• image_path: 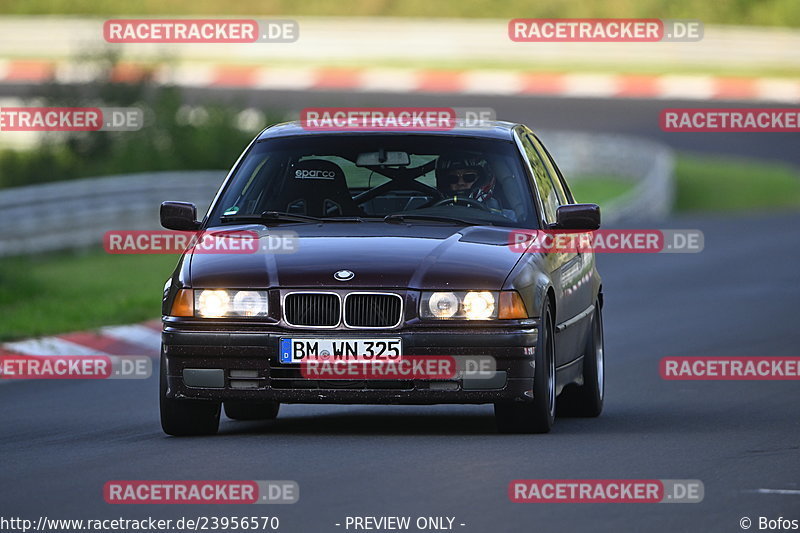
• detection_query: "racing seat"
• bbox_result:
[488,156,525,221]
[274,159,363,217]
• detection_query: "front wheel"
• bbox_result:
[558,301,604,417]
[159,355,221,436]
[494,301,556,434]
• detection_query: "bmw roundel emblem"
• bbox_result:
[334,269,354,281]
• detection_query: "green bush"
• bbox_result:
[2,0,799,27]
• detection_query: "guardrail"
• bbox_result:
[539,130,675,223]
[0,171,225,256]
[0,132,674,256]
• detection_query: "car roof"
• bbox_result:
[256,120,522,141]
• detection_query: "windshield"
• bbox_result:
[208,134,538,228]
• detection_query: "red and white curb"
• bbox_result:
[0,320,161,384]
[0,59,798,103]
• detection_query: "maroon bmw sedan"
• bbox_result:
[159,120,604,435]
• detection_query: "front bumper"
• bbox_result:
[162,320,538,405]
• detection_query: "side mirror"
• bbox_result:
[160,201,200,231]
[552,203,601,230]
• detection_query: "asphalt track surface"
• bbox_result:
[175,89,800,166]
[1,89,799,532]
[2,83,800,165]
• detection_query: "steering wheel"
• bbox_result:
[431,196,492,212]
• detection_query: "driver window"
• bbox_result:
[528,135,569,206]
[520,134,559,224]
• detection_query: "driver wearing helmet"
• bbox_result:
[435,152,502,212]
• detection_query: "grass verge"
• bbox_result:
[569,176,634,207]
[675,154,800,211]
[0,248,179,342]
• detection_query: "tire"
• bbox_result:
[557,301,604,417]
[224,400,280,421]
[494,301,556,434]
[159,355,221,436]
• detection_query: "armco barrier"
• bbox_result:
[539,130,675,223]
[0,132,674,257]
[0,171,224,256]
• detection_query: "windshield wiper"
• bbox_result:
[383,214,486,225]
[220,211,363,224]
[220,211,322,224]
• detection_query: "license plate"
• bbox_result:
[279,338,402,364]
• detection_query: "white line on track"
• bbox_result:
[99,324,162,354]
[749,489,800,495]
[3,337,111,357]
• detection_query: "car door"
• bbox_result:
[517,130,586,365]
[532,133,597,357]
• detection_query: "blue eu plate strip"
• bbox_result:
[280,338,292,363]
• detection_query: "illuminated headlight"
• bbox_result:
[421,291,498,320]
[463,291,496,320]
[420,291,527,320]
[194,289,268,318]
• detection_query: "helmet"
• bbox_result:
[435,152,495,201]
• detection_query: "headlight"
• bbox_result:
[427,292,459,318]
[420,290,527,320]
[193,289,268,318]
[463,291,496,320]
[421,291,498,320]
[232,290,269,317]
[196,290,230,317]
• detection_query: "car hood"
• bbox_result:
[188,223,526,290]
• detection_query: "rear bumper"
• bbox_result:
[162,323,538,405]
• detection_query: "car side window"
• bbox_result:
[519,132,559,224]
[531,134,575,203]
[528,134,570,209]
